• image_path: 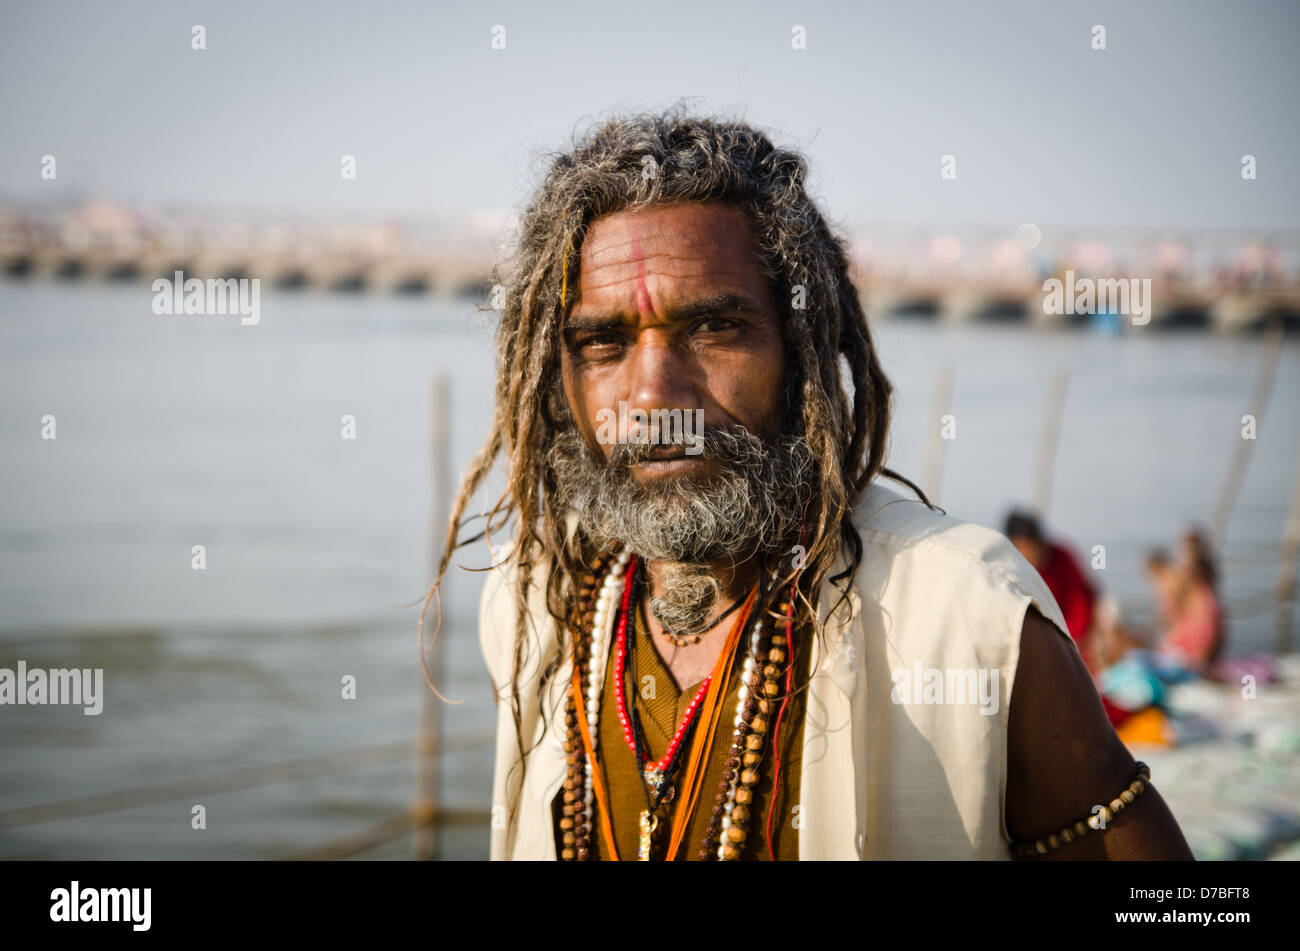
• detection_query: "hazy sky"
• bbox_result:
[1,0,1297,234]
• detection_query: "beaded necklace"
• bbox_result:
[559,549,629,861]
[615,560,708,810]
[561,549,794,861]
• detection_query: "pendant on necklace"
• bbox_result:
[637,810,659,861]
[643,767,676,804]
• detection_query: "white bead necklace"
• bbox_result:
[581,548,631,820]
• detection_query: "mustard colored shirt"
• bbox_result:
[573,598,809,861]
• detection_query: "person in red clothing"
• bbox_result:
[1004,510,1097,656]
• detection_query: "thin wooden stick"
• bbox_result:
[413,374,453,859]
[1212,322,1283,546]
[1276,443,1300,654]
[1033,367,1069,518]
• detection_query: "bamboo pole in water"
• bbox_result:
[413,374,452,859]
[1276,444,1300,655]
[921,365,954,504]
[1033,367,1069,518]
[1211,322,1283,547]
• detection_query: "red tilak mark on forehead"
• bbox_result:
[628,232,652,314]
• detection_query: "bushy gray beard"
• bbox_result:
[548,422,816,635]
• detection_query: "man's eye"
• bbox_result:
[580,333,623,351]
[696,317,737,334]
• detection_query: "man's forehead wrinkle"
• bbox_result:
[567,290,763,326]
[576,261,739,290]
[574,271,759,307]
[582,211,746,254]
[581,235,721,268]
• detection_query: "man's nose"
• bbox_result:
[624,335,698,434]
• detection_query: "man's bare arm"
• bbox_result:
[1005,605,1194,860]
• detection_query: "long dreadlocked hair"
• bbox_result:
[418,104,934,818]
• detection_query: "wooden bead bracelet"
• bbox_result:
[1010,761,1151,858]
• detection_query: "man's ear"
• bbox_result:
[544,373,575,429]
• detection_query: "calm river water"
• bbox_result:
[1,281,1297,859]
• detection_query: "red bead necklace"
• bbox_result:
[612,561,712,791]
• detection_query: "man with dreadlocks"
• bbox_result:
[429,107,1192,860]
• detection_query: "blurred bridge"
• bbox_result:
[0,238,493,297]
[867,279,1300,333]
[3,202,1300,332]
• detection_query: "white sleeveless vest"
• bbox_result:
[478,481,1073,860]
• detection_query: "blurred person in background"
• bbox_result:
[1095,528,1232,745]
[1004,510,1100,669]
[1101,529,1227,681]
[1164,528,1226,673]
[1092,550,1179,670]
[1146,550,1180,628]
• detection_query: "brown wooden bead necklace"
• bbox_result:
[560,549,795,861]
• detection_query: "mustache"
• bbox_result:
[603,424,768,468]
